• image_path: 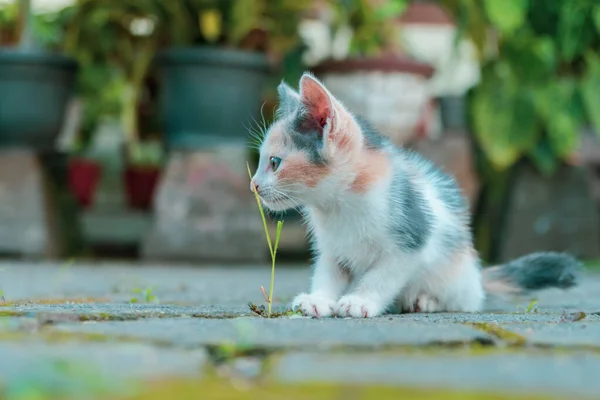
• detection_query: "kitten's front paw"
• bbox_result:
[291,293,336,318]
[336,295,383,318]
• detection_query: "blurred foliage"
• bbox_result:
[441,0,600,175]
[0,2,18,45]
[330,0,408,56]
[0,0,309,158]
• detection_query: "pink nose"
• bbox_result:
[250,180,259,193]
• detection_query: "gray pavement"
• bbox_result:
[0,261,599,399]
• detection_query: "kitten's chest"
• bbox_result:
[309,208,388,270]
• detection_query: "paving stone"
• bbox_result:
[0,262,309,306]
[502,321,600,347]
[1,262,598,313]
[3,303,251,320]
[274,351,600,398]
[0,340,207,398]
[50,317,491,349]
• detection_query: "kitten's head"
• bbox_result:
[250,72,390,212]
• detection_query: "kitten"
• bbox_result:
[250,72,581,318]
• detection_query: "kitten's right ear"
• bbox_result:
[277,81,300,116]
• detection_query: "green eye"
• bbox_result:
[270,156,282,171]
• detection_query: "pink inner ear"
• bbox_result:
[300,76,333,130]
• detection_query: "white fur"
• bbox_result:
[291,157,484,318]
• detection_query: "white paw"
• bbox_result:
[336,295,383,318]
[291,293,336,318]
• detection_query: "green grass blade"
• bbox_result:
[247,162,273,258]
[268,220,284,317]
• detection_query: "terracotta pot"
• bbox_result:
[124,165,161,210]
[68,158,102,208]
[311,54,435,145]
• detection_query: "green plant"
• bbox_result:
[60,0,310,158]
[441,0,600,175]
[247,162,283,318]
[329,0,408,57]
[130,286,159,304]
[517,299,539,313]
[64,0,174,149]
[128,140,165,167]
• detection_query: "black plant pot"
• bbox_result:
[0,50,77,150]
[438,95,467,131]
[155,46,271,149]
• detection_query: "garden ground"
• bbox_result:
[0,261,599,399]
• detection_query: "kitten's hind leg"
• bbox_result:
[398,248,484,313]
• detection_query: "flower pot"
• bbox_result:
[312,55,435,146]
[123,166,161,211]
[438,95,467,131]
[155,46,271,149]
[0,50,77,150]
[68,158,102,209]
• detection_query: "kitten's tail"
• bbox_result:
[482,252,582,296]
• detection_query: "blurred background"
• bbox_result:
[0,0,599,266]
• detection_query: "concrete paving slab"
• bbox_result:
[275,351,600,398]
[50,317,492,349]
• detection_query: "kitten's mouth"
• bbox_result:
[259,194,295,212]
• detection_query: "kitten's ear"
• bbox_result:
[277,81,300,115]
[298,73,335,134]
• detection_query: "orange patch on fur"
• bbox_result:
[279,153,330,187]
[350,150,391,192]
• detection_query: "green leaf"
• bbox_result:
[581,53,600,136]
[375,0,407,19]
[502,34,555,83]
[532,80,582,159]
[594,5,600,33]
[483,0,528,35]
[557,1,595,62]
[472,65,539,170]
[528,139,558,177]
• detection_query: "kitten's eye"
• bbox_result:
[269,156,282,172]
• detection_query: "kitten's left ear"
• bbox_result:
[277,81,300,116]
[298,73,336,135]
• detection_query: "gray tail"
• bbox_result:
[482,252,582,296]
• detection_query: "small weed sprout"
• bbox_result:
[517,299,539,313]
[130,286,159,304]
[247,162,284,318]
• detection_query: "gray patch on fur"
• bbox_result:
[490,252,582,290]
[289,111,326,164]
[401,149,471,251]
[389,172,433,252]
[403,149,469,219]
[354,115,390,150]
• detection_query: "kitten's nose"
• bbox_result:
[250,179,259,193]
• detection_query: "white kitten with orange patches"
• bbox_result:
[250,72,581,318]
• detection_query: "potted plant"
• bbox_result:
[64,0,175,209]
[438,0,600,262]
[154,0,312,149]
[123,140,164,210]
[306,0,436,145]
[0,0,78,150]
